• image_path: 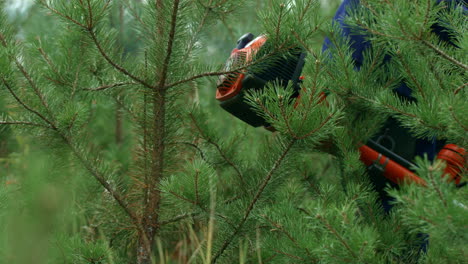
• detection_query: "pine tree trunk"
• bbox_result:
[137,0,179,262]
[137,88,166,264]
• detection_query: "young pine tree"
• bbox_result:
[0,0,251,263]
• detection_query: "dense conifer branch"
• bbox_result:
[0,121,51,128]
[299,0,315,22]
[351,94,450,133]
[168,190,198,206]
[183,0,213,61]
[275,4,285,44]
[0,34,53,116]
[188,112,246,188]
[84,82,138,91]
[454,82,466,95]
[420,39,468,71]
[3,6,151,256]
[295,113,336,140]
[261,214,313,258]
[85,0,94,28]
[254,97,280,122]
[122,0,151,36]
[273,250,305,261]
[159,212,199,226]
[37,47,72,88]
[0,33,7,47]
[164,190,237,229]
[395,51,427,101]
[14,60,53,115]
[39,1,154,89]
[212,139,296,263]
[427,165,447,207]
[2,76,141,228]
[357,2,467,71]
[87,30,153,89]
[1,77,57,130]
[114,96,138,121]
[291,31,351,96]
[172,141,208,162]
[64,137,139,222]
[420,0,432,37]
[449,106,468,131]
[316,214,358,259]
[38,2,87,28]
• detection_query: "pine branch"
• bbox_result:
[0,121,51,128]
[160,212,199,226]
[62,136,152,260]
[291,31,350,96]
[165,70,236,89]
[38,1,88,28]
[395,51,427,101]
[275,4,286,44]
[172,141,208,163]
[3,28,150,256]
[420,39,468,71]
[183,0,213,61]
[84,82,138,91]
[212,139,296,263]
[2,78,142,231]
[1,77,57,130]
[261,214,313,258]
[88,30,153,89]
[122,0,152,37]
[420,0,432,38]
[0,33,7,47]
[168,190,198,206]
[295,113,336,140]
[316,214,358,259]
[65,137,139,221]
[353,6,467,73]
[85,0,94,28]
[253,97,280,122]
[427,165,447,207]
[194,170,200,205]
[114,96,138,121]
[188,113,246,188]
[299,0,315,22]
[453,82,466,95]
[157,0,179,91]
[165,44,297,89]
[273,250,305,261]
[276,93,336,140]
[1,34,53,117]
[37,46,69,87]
[449,106,468,131]
[39,1,153,89]
[14,60,53,114]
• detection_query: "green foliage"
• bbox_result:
[0,0,466,263]
[389,156,468,263]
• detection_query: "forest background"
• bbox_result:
[0,0,466,264]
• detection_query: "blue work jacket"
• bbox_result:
[323,0,466,161]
